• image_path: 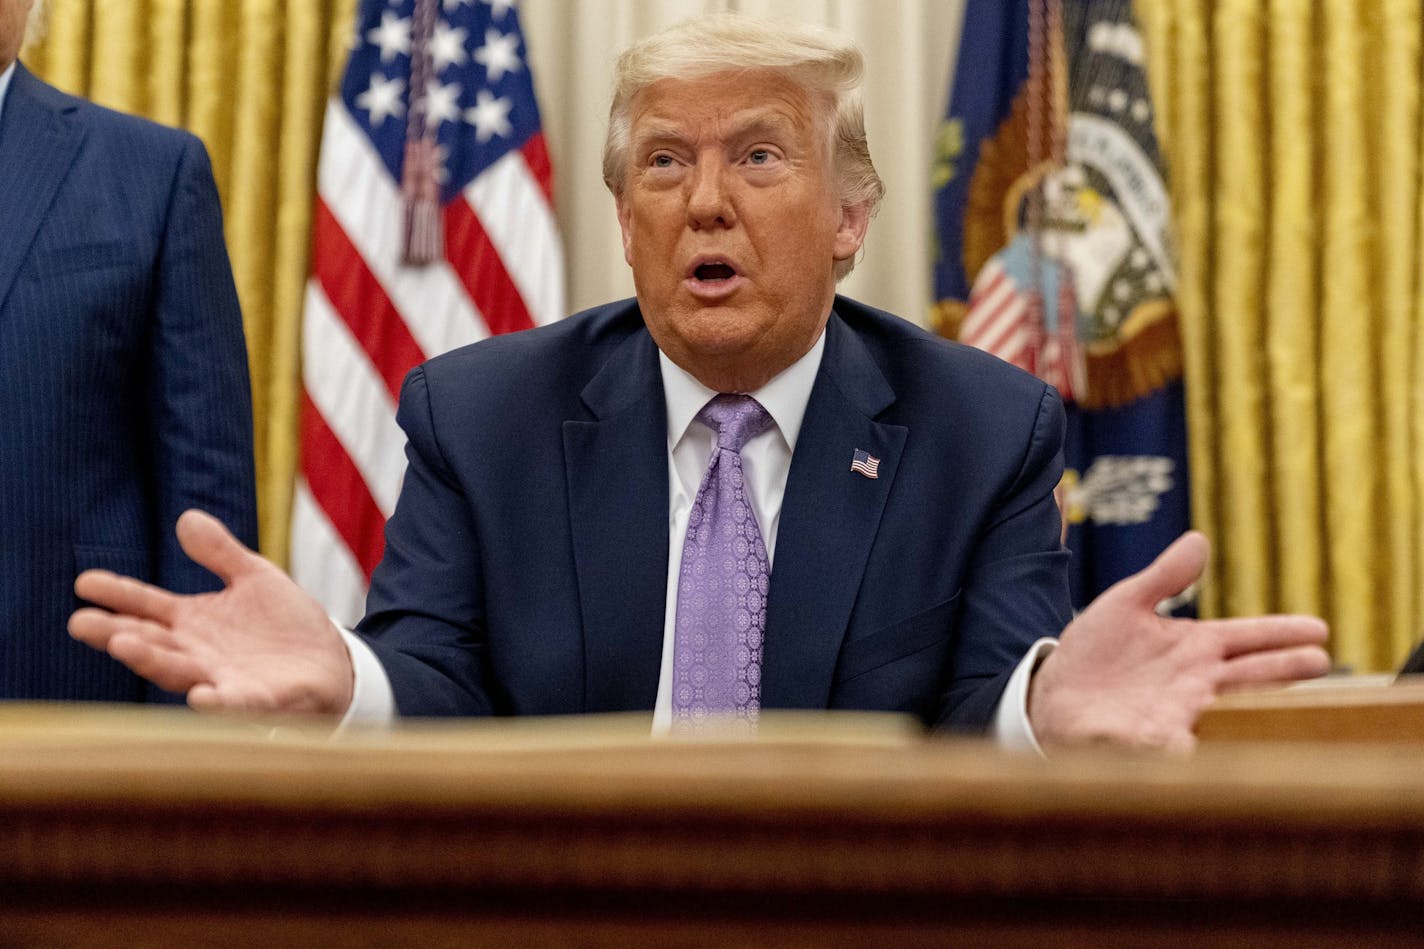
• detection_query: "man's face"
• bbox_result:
[0,0,34,71]
[615,71,869,393]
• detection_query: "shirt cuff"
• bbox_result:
[334,623,397,733]
[992,637,1058,755]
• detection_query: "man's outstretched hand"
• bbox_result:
[69,509,354,716]
[1028,531,1331,754]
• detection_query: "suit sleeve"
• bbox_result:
[354,365,496,717]
[147,134,259,593]
[936,383,1072,730]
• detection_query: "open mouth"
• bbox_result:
[693,262,737,282]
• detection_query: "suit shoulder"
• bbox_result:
[81,102,201,161]
[19,67,202,162]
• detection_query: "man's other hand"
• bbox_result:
[69,509,355,716]
[1028,531,1330,754]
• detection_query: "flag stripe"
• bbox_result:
[299,393,388,579]
[464,149,566,326]
[312,197,427,399]
[520,131,555,205]
[289,478,369,625]
[444,196,537,336]
[301,281,406,516]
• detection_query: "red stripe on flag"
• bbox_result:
[521,132,555,205]
[973,305,1026,357]
[299,392,387,579]
[311,198,428,399]
[443,198,536,336]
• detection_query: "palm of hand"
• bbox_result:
[70,510,354,716]
[166,559,351,714]
[1031,604,1218,754]
[1026,532,1329,754]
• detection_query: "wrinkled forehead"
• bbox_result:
[625,70,833,147]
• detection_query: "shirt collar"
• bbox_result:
[660,326,827,454]
[0,61,17,128]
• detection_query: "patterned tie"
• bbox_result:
[672,394,774,734]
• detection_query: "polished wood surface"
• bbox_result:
[1,704,1423,945]
[1198,676,1424,743]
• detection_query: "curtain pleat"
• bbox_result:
[1212,0,1272,618]
[147,0,190,127]
[1319,0,1380,668]
[89,0,142,111]
[1140,0,1424,668]
[1377,0,1422,665]
[226,0,279,559]
[1153,0,1217,616]
[1263,0,1322,624]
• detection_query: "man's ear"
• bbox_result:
[833,200,871,263]
[615,194,635,267]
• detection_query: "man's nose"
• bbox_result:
[686,160,735,229]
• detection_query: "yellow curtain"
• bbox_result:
[1138,0,1424,671]
[23,0,359,569]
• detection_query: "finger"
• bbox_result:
[187,683,224,711]
[70,601,180,649]
[1204,614,1329,658]
[1111,530,1209,610]
[1220,644,1332,688]
[188,681,276,714]
[174,509,263,586]
[68,606,135,649]
[74,570,180,624]
[107,631,214,695]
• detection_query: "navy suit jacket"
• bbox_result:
[358,296,1072,730]
[0,64,257,700]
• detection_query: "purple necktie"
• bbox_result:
[672,394,774,734]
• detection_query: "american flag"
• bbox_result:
[850,449,880,479]
[292,0,564,624]
[960,254,1082,403]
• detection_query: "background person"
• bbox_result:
[0,0,258,699]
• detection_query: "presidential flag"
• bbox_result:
[292,0,564,624]
[933,0,1190,610]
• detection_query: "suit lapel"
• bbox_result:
[0,64,85,311]
[562,325,670,712]
[762,312,907,710]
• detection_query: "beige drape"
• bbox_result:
[1139,0,1424,670]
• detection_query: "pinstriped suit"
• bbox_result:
[0,62,257,699]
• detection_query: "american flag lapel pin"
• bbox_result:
[850,448,880,479]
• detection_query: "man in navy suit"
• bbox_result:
[70,15,1327,751]
[1,0,257,699]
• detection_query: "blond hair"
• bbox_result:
[602,14,884,280]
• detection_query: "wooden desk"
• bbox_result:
[1,705,1423,946]
[1198,676,1424,743]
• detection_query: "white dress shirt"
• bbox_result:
[341,326,1055,750]
[0,61,18,125]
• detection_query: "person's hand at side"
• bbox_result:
[69,509,354,715]
[1028,531,1330,754]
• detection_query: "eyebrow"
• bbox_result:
[631,110,801,151]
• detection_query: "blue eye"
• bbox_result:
[652,154,674,167]
[748,149,770,164]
